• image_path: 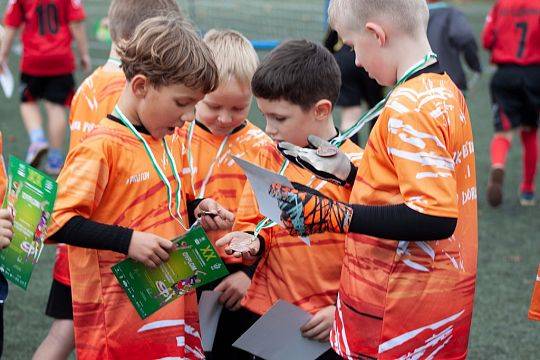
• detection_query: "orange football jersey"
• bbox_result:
[330,73,478,360]
[177,121,273,264]
[528,265,540,321]
[234,140,363,316]
[48,119,202,359]
[53,66,126,287]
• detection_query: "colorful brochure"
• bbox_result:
[0,156,57,289]
[112,226,229,319]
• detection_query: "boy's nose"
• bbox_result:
[218,111,232,124]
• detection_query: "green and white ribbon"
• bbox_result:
[253,53,438,239]
[186,121,231,199]
[107,57,122,66]
[114,105,188,231]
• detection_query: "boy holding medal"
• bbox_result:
[36,2,185,359]
[217,39,363,359]
[46,16,232,359]
[249,1,478,358]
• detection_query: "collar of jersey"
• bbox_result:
[107,114,151,135]
[408,61,443,80]
[194,119,247,136]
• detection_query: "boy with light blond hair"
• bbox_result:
[46,16,233,359]
[176,28,273,357]
[232,1,478,358]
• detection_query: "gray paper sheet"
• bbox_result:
[232,300,330,359]
[232,156,310,245]
[199,291,223,351]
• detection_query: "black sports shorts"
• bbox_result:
[20,73,75,106]
[490,64,540,132]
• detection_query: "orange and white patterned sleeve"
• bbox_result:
[48,139,110,239]
[386,110,458,218]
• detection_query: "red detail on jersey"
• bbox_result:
[482,0,540,65]
[4,0,86,76]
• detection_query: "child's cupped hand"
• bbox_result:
[194,198,235,231]
[0,208,14,250]
[301,305,336,342]
[128,231,175,268]
[216,231,260,261]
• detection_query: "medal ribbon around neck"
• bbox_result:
[252,53,438,239]
[186,121,231,199]
[113,105,188,231]
[107,57,122,66]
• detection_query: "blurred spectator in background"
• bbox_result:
[427,0,482,92]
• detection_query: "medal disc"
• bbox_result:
[229,237,254,253]
[316,146,338,157]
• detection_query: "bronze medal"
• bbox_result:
[229,237,254,253]
[316,146,338,158]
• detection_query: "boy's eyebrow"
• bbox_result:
[175,96,198,102]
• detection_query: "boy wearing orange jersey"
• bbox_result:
[262,1,478,359]
[0,132,14,358]
[46,16,233,359]
[217,39,363,359]
[37,2,184,359]
[176,29,273,358]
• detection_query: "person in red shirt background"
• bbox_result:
[0,0,90,175]
[483,0,540,207]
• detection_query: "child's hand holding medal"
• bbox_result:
[216,231,260,261]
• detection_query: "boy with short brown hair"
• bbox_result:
[47,16,232,359]
[217,39,363,359]
[37,2,184,359]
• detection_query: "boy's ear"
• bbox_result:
[130,74,150,98]
[314,99,333,121]
[365,22,387,47]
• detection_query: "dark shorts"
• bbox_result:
[45,279,73,320]
[490,65,540,132]
[20,73,75,106]
[334,45,384,108]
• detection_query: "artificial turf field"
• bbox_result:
[0,1,538,359]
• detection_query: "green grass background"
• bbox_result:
[0,1,539,359]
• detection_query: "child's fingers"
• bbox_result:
[213,280,227,293]
[0,237,10,250]
[224,291,241,310]
[0,219,13,231]
[0,228,13,241]
[212,216,232,231]
[0,209,12,221]
[217,208,235,223]
[158,238,175,252]
[300,314,323,333]
[301,320,327,339]
[230,298,243,311]
[201,216,219,231]
[215,233,234,248]
[154,246,170,262]
[219,286,234,305]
